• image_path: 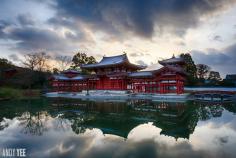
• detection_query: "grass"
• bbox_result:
[0,87,23,99]
[0,87,41,100]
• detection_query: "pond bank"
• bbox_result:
[45,90,189,101]
[45,87,236,102]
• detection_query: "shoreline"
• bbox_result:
[45,87,236,102]
[45,91,190,101]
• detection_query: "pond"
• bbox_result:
[0,98,236,158]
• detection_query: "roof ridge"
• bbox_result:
[102,53,127,59]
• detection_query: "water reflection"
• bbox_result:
[0,99,236,158]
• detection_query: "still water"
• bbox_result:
[0,98,236,158]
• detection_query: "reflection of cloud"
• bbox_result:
[1,113,236,158]
[36,122,236,158]
[226,117,236,132]
[217,136,229,145]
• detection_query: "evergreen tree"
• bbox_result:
[180,53,197,86]
[196,64,211,79]
[208,71,221,85]
[0,58,14,68]
[71,52,97,69]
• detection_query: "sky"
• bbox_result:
[0,0,236,77]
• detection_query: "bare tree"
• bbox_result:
[22,52,51,71]
[36,52,51,72]
[55,55,72,71]
[22,53,39,70]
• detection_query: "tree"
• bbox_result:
[21,52,51,90]
[55,55,72,71]
[36,52,51,72]
[0,58,14,68]
[22,52,50,71]
[208,71,221,85]
[196,64,211,79]
[52,68,59,74]
[180,53,197,86]
[0,58,15,84]
[22,54,39,71]
[208,71,221,81]
[71,52,97,69]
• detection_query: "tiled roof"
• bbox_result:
[153,65,186,75]
[158,57,184,65]
[166,65,186,74]
[81,54,145,70]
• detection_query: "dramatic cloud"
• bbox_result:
[0,0,236,75]
[0,26,66,52]
[191,42,236,76]
[130,52,150,57]
[0,20,93,54]
[0,20,11,38]
[135,60,148,66]
[52,0,236,38]
[17,14,35,26]
[8,54,20,62]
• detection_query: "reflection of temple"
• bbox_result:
[50,99,199,139]
[155,103,197,140]
[1,99,236,139]
[128,101,198,139]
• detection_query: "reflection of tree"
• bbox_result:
[143,101,226,140]
[54,117,71,132]
[19,111,49,136]
[50,99,227,139]
[223,103,236,114]
[194,103,224,121]
[53,112,87,133]
[153,102,198,140]
[196,106,212,120]
[52,109,92,134]
[0,119,9,131]
[71,117,87,134]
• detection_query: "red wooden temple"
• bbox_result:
[50,54,186,94]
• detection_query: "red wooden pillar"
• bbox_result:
[179,80,181,94]
[155,82,157,93]
[122,79,124,90]
[176,79,178,94]
[160,83,163,94]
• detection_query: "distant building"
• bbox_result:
[225,74,236,86]
[50,53,186,94]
